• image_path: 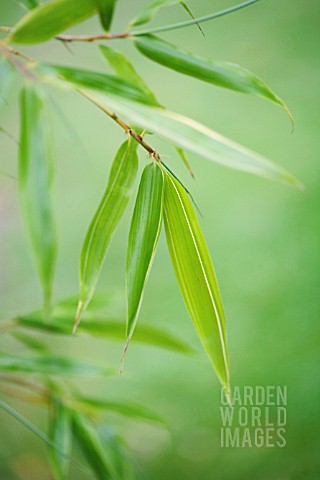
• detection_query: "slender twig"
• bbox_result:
[0,373,50,397]
[78,90,162,161]
[0,1,259,44]
[56,32,130,42]
[131,0,260,36]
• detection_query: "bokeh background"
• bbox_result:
[1,0,319,478]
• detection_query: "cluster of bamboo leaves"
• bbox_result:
[0,0,300,477]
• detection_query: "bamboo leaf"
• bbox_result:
[75,397,164,424]
[126,163,164,341]
[75,140,138,331]
[17,313,193,353]
[134,35,292,120]
[39,63,157,106]
[10,0,98,44]
[19,85,57,311]
[95,0,117,31]
[175,147,194,178]
[99,44,160,106]
[0,352,114,376]
[49,399,72,480]
[85,93,301,187]
[163,171,231,401]
[72,414,118,480]
[11,331,48,352]
[18,0,39,10]
[129,0,196,28]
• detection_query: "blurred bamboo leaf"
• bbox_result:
[39,64,158,106]
[75,140,138,331]
[18,0,39,9]
[72,413,118,480]
[99,44,160,106]
[126,163,164,341]
[19,86,57,311]
[129,0,195,28]
[11,331,48,352]
[75,397,164,424]
[0,352,114,376]
[17,312,193,353]
[10,0,98,44]
[163,171,231,401]
[134,35,292,121]
[175,146,194,178]
[95,0,117,31]
[49,398,72,480]
[86,93,301,186]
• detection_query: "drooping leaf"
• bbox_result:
[98,427,136,480]
[19,86,57,310]
[126,162,164,340]
[134,35,292,120]
[75,140,138,331]
[163,171,231,401]
[72,413,118,480]
[99,44,160,106]
[0,352,114,376]
[10,0,98,44]
[38,63,157,106]
[49,398,72,480]
[95,0,117,31]
[129,0,195,28]
[85,93,301,187]
[18,0,39,10]
[17,313,193,353]
[75,397,164,424]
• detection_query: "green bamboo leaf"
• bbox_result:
[10,0,97,44]
[175,147,194,178]
[95,0,117,31]
[75,140,138,332]
[129,0,195,28]
[11,331,48,352]
[0,352,114,376]
[99,45,160,106]
[18,0,39,10]
[163,171,231,401]
[17,313,193,353]
[75,397,164,424]
[72,414,118,480]
[134,35,292,121]
[39,63,156,106]
[126,163,164,341]
[49,399,72,480]
[85,93,301,187]
[19,86,57,311]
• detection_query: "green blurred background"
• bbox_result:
[1,0,319,478]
